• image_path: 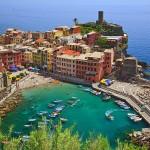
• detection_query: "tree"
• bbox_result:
[95,37,111,49]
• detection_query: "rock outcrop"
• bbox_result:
[0,91,22,118]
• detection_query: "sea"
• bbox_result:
[2,83,149,146]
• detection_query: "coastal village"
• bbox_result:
[0,11,150,147]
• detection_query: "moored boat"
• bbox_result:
[55,105,65,112]
[24,124,32,128]
[60,117,68,123]
[52,99,63,104]
[48,103,55,108]
[103,95,111,101]
[105,111,114,121]
[28,119,37,122]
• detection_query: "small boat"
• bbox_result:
[28,119,37,122]
[67,100,75,105]
[52,99,63,104]
[103,95,111,101]
[71,97,78,99]
[48,103,55,108]
[71,99,80,107]
[37,111,48,116]
[22,135,29,142]
[115,100,130,109]
[55,105,65,112]
[83,88,92,92]
[105,111,114,121]
[134,117,142,122]
[129,115,142,122]
[60,118,68,123]
[120,105,130,110]
[107,115,114,121]
[24,124,32,128]
[127,113,137,117]
[115,100,126,105]
[78,85,83,88]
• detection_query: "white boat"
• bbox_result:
[115,100,130,109]
[128,114,142,122]
[24,124,32,128]
[28,119,36,122]
[60,118,68,123]
[55,106,65,112]
[83,88,92,92]
[22,135,29,142]
[53,99,63,104]
[134,117,142,122]
[71,99,80,107]
[103,95,111,101]
[105,111,114,121]
[48,103,55,108]
[127,113,137,117]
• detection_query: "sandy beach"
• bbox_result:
[18,72,60,90]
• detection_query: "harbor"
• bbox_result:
[1,82,148,146]
[92,82,150,126]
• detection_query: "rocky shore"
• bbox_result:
[0,91,22,118]
[129,128,150,149]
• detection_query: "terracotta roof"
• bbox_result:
[35,38,44,43]
[62,50,80,56]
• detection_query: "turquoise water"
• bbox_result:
[2,83,149,145]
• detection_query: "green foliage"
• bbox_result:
[19,73,25,78]
[11,77,16,82]
[95,37,112,49]
[0,122,148,150]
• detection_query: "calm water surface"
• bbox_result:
[2,83,148,145]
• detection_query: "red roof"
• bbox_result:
[62,50,80,56]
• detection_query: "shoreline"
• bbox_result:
[92,83,150,126]
[0,72,61,118]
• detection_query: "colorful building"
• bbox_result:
[70,26,81,34]
[67,43,91,53]
[0,49,22,71]
[24,51,33,64]
[52,48,113,83]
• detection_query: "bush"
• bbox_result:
[0,123,148,150]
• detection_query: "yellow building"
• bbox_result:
[55,26,70,36]
[52,30,63,39]
[32,49,42,66]
[46,48,54,72]
[24,51,33,64]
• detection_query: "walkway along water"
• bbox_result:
[92,83,150,126]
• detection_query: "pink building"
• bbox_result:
[84,32,100,46]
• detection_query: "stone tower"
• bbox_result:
[97,11,104,25]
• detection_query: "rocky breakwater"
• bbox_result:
[0,91,22,118]
[129,128,150,149]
